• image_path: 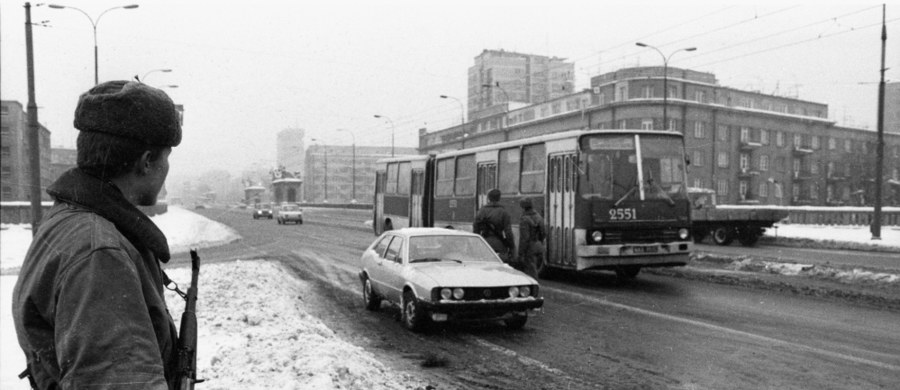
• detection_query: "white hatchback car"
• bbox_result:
[358,228,543,332]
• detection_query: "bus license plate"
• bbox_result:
[632,246,658,254]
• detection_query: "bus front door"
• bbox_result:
[476,163,497,212]
[410,169,424,228]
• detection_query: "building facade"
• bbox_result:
[51,147,77,181]
[276,128,305,176]
[421,67,900,207]
[1,100,52,201]
[886,82,900,135]
[304,144,417,204]
[468,49,575,120]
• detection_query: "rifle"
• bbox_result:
[176,249,203,389]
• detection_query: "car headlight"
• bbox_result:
[453,288,464,300]
[591,231,603,243]
[508,286,519,298]
[440,288,452,300]
[678,228,689,240]
[519,286,531,297]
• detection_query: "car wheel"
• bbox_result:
[737,227,761,247]
[362,278,381,311]
[268,215,273,219]
[299,219,303,225]
[712,226,734,246]
[615,265,641,279]
[401,290,427,332]
[504,314,528,330]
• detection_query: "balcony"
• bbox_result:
[792,170,813,181]
[792,145,814,155]
[737,168,759,178]
[739,140,762,151]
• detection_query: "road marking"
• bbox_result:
[546,287,900,371]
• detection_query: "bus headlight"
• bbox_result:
[678,228,689,240]
[591,231,604,243]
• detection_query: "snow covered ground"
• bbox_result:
[0,206,428,390]
[1,206,898,389]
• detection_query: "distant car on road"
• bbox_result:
[358,228,543,332]
[252,206,273,219]
[276,204,303,224]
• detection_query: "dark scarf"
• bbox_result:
[46,168,171,262]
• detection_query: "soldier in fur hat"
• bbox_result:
[13,81,182,389]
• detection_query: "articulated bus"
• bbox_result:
[373,129,693,278]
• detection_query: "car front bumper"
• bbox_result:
[419,297,544,322]
[280,214,302,220]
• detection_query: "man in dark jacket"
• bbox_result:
[473,189,516,263]
[517,197,546,278]
[13,81,182,389]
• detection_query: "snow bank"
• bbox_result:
[163,260,425,389]
[723,257,900,286]
[764,223,900,251]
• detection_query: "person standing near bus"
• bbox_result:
[474,189,516,264]
[517,197,545,278]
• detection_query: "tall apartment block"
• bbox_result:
[467,49,575,119]
[1,100,52,202]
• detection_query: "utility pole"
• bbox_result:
[872,4,887,240]
[25,2,43,234]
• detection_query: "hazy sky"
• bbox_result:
[1,0,898,180]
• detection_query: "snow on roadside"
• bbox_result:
[150,206,241,254]
[722,257,900,286]
[164,260,427,390]
[763,223,900,251]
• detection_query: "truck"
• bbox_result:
[689,188,789,246]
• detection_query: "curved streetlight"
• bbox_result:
[481,82,509,106]
[373,114,395,157]
[635,42,696,130]
[141,68,172,82]
[48,4,139,85]
[439,95,465,126]
[336,129,357,202]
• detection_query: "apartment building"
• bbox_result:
[1,100,52,201]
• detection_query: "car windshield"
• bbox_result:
[282,205,299,211]
[579,134,688,203]
[408,235,500,263]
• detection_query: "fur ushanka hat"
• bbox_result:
[73,80,182,147]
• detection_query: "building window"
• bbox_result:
[641,119,654,130]
[793,159,801,174]
[693,122,705,138]
[642,86,653,99]
[0,146,9,157]
[692,150,704,166]
[617,86,627,101]
[739,153,750,170]
[759,155,769,171]
[810,183,818,200]
[844,139,852,153]
[668,119,677,132]
[793,134,803,148]
[717,152,729,168]
[826,184,835,202]
[775,156,785,172]
[2,186,13,198]
[826,161,835,177]
[792,184,800,200]
[0,125,9,134]
[776,131,784,147]
[775,183,783,199]
[666,85,677,99]
[844,164,852,178]
[760,129,769,145]
[695,90,706,102]
[759,182,768,198]
[862,142,869,154]
[693,178,703,188]
[716,125,728,141]
[811,135,820,150]
[810,161,819,175]
[619,120,628,129]
[740,127,750,142]
[739,180,749,200]
[828,137,836,150]
[717,179,728,196]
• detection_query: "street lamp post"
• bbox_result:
[49,3,139,85]
[336,129,356,202]
[373,114,395,157]
[635,42,696,130]
[481,82,511,140]
[439,95,465,125]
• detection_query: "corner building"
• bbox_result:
[421,66,900,207]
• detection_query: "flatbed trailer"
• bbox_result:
[689,188,789,246]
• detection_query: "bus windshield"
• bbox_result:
[579,134,688,202]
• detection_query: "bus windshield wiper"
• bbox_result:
[614,184,639,207]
